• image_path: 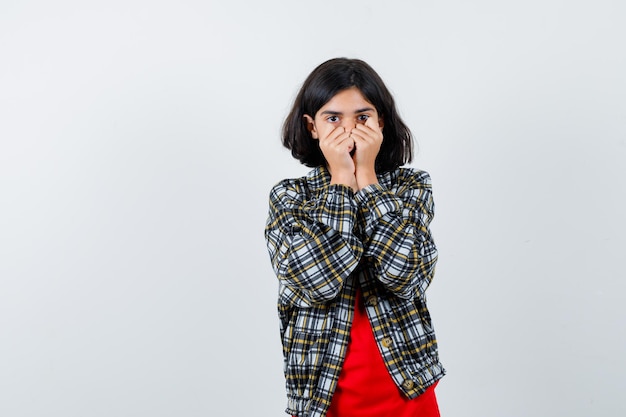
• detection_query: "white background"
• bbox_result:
[1,1,625,416]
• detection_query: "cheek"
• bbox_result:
[316,123,336,138]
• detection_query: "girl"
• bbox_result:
[265,58,445,417]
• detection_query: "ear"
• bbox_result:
[303,114,319,139]
[378,115,384,130]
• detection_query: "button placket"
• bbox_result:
[381,337,393,348]
[401,379,415,390]
[365,295,378,307]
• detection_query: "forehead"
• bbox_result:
[317,87,376,114]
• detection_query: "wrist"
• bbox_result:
[330,170,357,190]
[356,169,378,190]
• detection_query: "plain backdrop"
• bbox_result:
[1,1,625,416]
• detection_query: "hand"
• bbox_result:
[318,126,358,190]
[349,116,383,189]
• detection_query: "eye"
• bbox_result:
[326,115,339,123]
[357,114,370,123]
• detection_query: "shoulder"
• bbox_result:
[398,167,432,186]
[269,167,328,202]
[380,167,433,189]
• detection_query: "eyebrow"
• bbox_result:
[320,107,375,115]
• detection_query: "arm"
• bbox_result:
[265,179,364,306]
[355,170,438,299]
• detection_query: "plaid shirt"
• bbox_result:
[265,166,445,417]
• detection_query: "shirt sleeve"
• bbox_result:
[265,179,364,306]
[354,170,438,299]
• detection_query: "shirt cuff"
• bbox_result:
[355,183,402,221]
[309,184,358,232]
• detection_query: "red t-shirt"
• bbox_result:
[325,289,440,417]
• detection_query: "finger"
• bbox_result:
[351,126,377,144]
[325,125,347,137]
[355,119,379,136]
[349,129,368,144]
[338,134,356,151]
[355,124,383,145]
[322,131,354,153]
[365,115,382,132]
[320,126,345,143]
[329,133,354,151]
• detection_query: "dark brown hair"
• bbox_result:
[282,58,413,172]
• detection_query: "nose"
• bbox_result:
[341,119,357,131]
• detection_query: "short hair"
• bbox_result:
[282,58,413,172]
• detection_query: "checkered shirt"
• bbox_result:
[265,166,445,417]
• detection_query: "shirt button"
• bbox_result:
[402,379,415,390]
[366,295,378,306]
[381,337,393,348]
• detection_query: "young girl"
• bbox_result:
[265,58,445,417]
